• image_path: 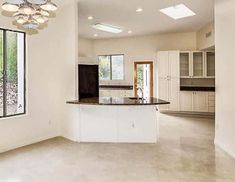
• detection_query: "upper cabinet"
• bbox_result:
[180,52,190,78]
[205,51,215,78]
[192,51,204,78]
[180,51,215,78]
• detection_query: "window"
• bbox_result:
[0,28,26,118]
[99,54,124,80]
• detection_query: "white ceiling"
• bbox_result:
[78,0,214,39]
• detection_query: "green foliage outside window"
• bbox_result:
[0,32,17,83]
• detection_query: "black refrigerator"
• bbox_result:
[78,64,99,100]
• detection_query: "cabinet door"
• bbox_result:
[80,106,117,142]
[158,51,169,78]
[168,78,179,111]
[205,51,215,78]
[193,92,209,112]
[158,78,169,110]
[192,51,204,77]
[117,106,157,143]
[180,91,193,111]
[180,52,190,77]
[169,51,180,78]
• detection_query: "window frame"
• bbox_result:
[98,54,124,81]
[0,27,26,119]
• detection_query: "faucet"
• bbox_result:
[137,87,144,101]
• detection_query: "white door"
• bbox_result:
[157,51,169,78]
[169,51,180,78]
[180,91,193,111]
[169,78,179,111]
[193,92,209,112]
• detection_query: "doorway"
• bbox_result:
[134,62,153,98]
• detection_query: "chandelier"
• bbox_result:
[1,0,58,30]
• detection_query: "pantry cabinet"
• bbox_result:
[157,51,180,111]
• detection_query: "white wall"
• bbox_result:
[0,0,78,152]
[214,0,235,158]
[78,37,94,58]
[197,22,215,50]
[92,32,197,87]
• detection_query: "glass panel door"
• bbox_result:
[193,52,204,77]
[206,52,215,77]
[0,30,3,117]
[180,52,190,77]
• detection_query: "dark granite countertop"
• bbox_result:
[180,86,215,92]
[67,97,170,106]
[99,85,133,90]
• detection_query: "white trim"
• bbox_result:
[214,139,235,159]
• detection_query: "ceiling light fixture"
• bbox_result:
[92,23,123,34]
[160,4,196,20]
[136,8,143,12]
[88,16,93,20]
[94,34,98,37]
[128,30,132,34]
[1,0,58,30]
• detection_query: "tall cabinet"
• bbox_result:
[157,51,180,111]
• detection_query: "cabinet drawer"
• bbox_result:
[209,106,215,113]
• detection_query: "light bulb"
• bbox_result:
[36,16,48,24]
[19,5,36,15]
[40,9,49,17]
[40,1,57,11]
[1,2,19,12]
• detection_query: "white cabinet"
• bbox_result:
[192,51,204,78]
[180,52,191,77]
[79,105,158,143]
[205,51,215,78]
[193,92,208,112]
[180,51,205,78]
[208,92,215,112]
[117,106,157,143]
[157,51,180,111]
[180,91,193,111]
[180,91,214,113]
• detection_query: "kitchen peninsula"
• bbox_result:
[67,97,169,143]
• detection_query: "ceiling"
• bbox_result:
[78,0,214,39]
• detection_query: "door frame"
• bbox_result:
[134,61,154,97]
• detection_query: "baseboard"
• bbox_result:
[214,139,235,159]
[0,133,59,154]
[160,111,215,118]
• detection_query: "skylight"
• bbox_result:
[92,23,123,34]
[160,4,196,20]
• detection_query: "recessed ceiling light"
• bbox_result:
[92,23,123,34]
[88,16,93,20]
[160,4,196,20]
[136,8,143,12]
[94,34,98,37]
[128,30,132,34]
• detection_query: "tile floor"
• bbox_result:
[0,114,235,182]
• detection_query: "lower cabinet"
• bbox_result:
[180,91,193,111]
[180,91,215,113]
[79,105,158,143]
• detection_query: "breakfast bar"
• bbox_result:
[67,97,169,143]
